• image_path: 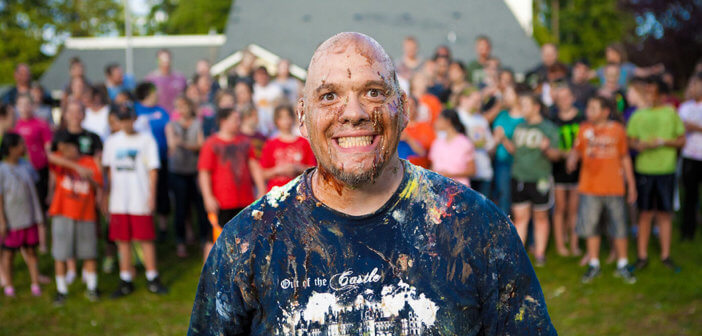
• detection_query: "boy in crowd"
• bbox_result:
[198,108,265,249]
[49,133,103,305]
[498,93,560,266]
[134,82,171,241]
[568,96,637,284]
[102,104,168,298]
[626,76,685,272]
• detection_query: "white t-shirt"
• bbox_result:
[82,105,111,141]
[679,99,702,161]
[253,83,284,136]
[102,131,160,215]
[457,109,495,180]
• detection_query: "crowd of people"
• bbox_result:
[0,34,701,305]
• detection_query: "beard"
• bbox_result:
[318,153,389,188]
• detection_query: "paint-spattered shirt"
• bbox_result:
[189,161,557,336]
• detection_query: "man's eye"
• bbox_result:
[322,93,336,101]
[367,89,384,99]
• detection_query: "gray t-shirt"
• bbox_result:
[0,160,44,230]
[168,120,201,175]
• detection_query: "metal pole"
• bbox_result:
[124,0,134,76]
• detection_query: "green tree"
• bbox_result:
[533,0,636,66]
[0,0,123,84]
[145,0,233,35]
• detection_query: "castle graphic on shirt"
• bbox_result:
[275,270,439,336]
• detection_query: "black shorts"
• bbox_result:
[156,163,171,215]
[511,178,553,211]
[36,166,49,211]
[552,160,579,186]
[636,173,675,212]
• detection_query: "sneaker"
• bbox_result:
[53,292,68,307]
[534,256,546,268]
[31,284,42,296]
[85,289,100,302]
[146,277,168,295]
[581,265,601,284]
[661,258,681,273]
[4,286,15,297]
[102,256,115,274]
[634,258,649,270]
[110,280,134,299]
[614,266,637,284]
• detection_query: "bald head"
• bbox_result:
[305,32,399,97]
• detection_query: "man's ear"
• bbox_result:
[297,98,308,138]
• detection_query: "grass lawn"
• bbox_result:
[1,229,700,335]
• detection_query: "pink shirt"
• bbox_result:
[145,70,187,115]
[13,117,52,169]
[429,133,475,186]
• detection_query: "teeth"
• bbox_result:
[337,136,373,148]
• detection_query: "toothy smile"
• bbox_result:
[336,136,374,148]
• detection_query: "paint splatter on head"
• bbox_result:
[299,32,408,189]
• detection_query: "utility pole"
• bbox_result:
[124,0,134,76]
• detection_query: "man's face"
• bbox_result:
[542,45,558,66]
[196,60,210,76]
[15,65,30,86]
[403,39,418,58]
[435,57,450,78]
[158,51,171,69]
[476,40,490,59]
[300,39,407,187]
[572,63,589,83]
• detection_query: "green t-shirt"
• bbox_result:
[512,120,559,182]
[466,60,485,86]
[626,105,685,175]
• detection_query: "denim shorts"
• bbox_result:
[576,194,627,239]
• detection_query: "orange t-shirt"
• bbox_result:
[419,94,442,124]
[48,156,103,221]
[574,121,628,196]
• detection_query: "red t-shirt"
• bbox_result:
[198,134,256,209]
[48,156,103,221]
[259,136,316,191]
[13,117,53,169]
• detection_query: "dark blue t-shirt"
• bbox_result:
[189,161,557,335]
[135,102,170,159]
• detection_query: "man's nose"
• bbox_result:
[339,94,370,124]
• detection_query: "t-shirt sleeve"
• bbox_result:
[197,140,215,172]
[259,140,275,168]
[101,138,112,167]
[617,125,628,156]
[476,199,557,335]
[91,159,104,188]
[672,111,685,137]
[188,217,258,335]
[146,135,161,170]
[248,142,256,160]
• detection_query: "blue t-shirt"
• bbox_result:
[493,110,525,163]
[135,102,170,159]
[189,161,556,335]
[397,140,418,160]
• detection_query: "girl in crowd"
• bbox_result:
[0,133,44,297]
[429,109,476,186]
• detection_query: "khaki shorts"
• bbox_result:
[51,216,97,261]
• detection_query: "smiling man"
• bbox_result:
[188,32,556,335]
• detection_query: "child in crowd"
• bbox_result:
[83,85,112,142]
[548,86,585,257]
[679,72,702,241]
[165,96,206,258]
[429,109,476,186]
[239,104,268,158]
[260,105,316,191]
[455,88,494,196]
[492,86,524,214]
[568,96,637,284]
[102,104,168,298]
[627,76,686,272]
[499,93,560,266]
[399,96,432,166]
[49,132,103,305]
[198,108,266,257]
[134,82,171,241]
[12,93,52,252]
[0,133,44,297]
